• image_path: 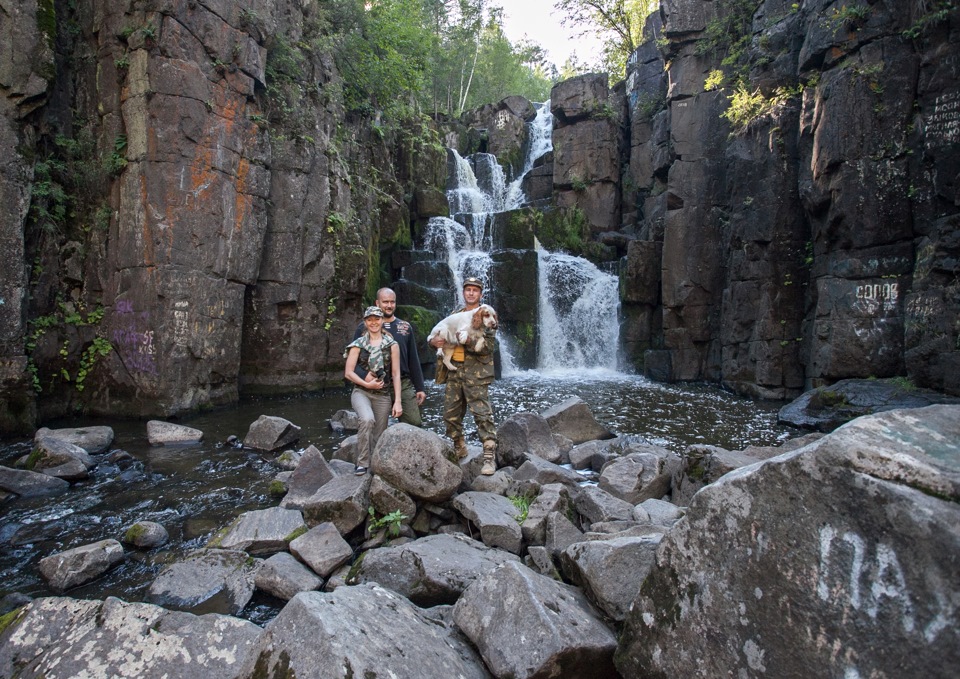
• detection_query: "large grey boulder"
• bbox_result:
[598,451,675,504]
[238,585,489,679]
[147,549,259,616]
[38,539,125,592]
[560,533,663,621]
[289,522,354,578]
[0,466,69,498]
[242,415,300,452]
[616,405,960,677]
[279,444,336,509]
[545,511,584,558]
[497,412,561,466]
[122,521,169,549]
[26,437,94,480]
[146,420,203,445]
[672,444,765,506]
[0,596,261,679]
[372,423,462,503]
[453,560,619,678]
[574,485,636,525]
[34,426,114,454]
[255,552,323,600]
[368,474,417,519]
[513,454,583,488]
[541,396,615,445]
[214,507,306,556]
[298,473,371,534]
[355,533,520,606]
[452,491,523,554]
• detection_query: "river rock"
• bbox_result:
[497,412,562,466]
[274,448,303,470]
[453,560,619,678]
[38,539,125,592]
[355,533,520,606]
[574,485,636,526]
[560,533,663,622]
[637,498,685,526]
[329,409,359,432]
[0,466,70,498]
[214,506,306,556]
[372,423,462,503]
[289,522,354,578]
[521,483,574,546]
[512,454,583,490]
[672,444,765,506]
[146,420,204,445]
[238,585,489,679]
[541,396,615,445]
[122,520,169,549]
[279,444,336,509]
[242,415,300,452]
[27,437,95,479]
[255,552,323,600]
[545,510,584,558]
[568,439,614,470]
[298,473,371,534]
[146,548,259,616]
[598,452,674,504]
[368,474,417,520]
[615,405,960,677]
[777,378,960,432]
[452,491,523,554]
[0,596,261,679]
[34,426,114,454]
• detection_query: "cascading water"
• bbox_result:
[423,101,620,373]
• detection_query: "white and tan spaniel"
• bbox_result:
[427,304,499,371]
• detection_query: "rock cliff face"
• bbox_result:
[0,0,446,432]
[620,0,960,398]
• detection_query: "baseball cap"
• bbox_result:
[462,277,484,290]
[363,306,384,318]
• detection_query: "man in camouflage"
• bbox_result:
[429,277,498,475]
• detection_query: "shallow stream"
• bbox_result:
[0,371,794,624]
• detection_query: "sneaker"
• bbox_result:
[354,466,368,476]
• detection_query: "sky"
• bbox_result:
[497,0,606,69]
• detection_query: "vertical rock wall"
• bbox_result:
[620,0,960,397]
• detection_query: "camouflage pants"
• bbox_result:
[443,365,495,444]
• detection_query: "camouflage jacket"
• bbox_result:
[435,305,497,384]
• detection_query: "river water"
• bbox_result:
[0,371,793,623]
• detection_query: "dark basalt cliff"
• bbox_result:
[1,0,958,435]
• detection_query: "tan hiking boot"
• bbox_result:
[453,437,468,460]
[480,440,497,475]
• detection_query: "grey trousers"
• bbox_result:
[351,387,392,468]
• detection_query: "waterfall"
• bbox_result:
[422,100,620,373]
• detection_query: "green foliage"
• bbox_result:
[106,135,128,176]
[24,303,109,394]
[704,69,726,92]
[696,0,759,83]
[0,608,25,637]
[508,493,536,523]
[825,4,871,31]
[75,337,112,392]
[722,83,798,131]
[284,525,308,541]
[367,506,408,537]
[554,0,658,79]
[902,1,956,39]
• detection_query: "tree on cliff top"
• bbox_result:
[554,0,659,78]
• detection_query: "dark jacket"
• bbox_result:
[353,317,425,392]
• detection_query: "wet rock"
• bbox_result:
[777,378,960,432]
[0,596,261,679]
[497,412,561,466]
[574,485,636,526]
[279,444,336,509]
[214,507,306,556]
[255,552,323,600]
[568,439,613,470]
[38,539,125,592]
[521,483,574,546]
[372,424,462,503]
[355,533,520,606]
[147,548,259,616]
[541,396,615,445]
[0,592,31,615]
[274,448,302,471]
[238,585,489,679]
[560,533,663,622]
[598,452,675,504]
[299,474,371,534]
[122,520,169,549]
[288,522,354,578]
[616,405,960,678]
[146,420,204,445]
[452,491,523,554]
[453,560,619,679]
[242,415,300,452]
[34,426,114,454]
[26,438,94,480]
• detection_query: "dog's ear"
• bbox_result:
[471,308,483,330]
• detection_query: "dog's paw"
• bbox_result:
[474,338,485,352]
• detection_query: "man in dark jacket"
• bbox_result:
[353,288,426,426]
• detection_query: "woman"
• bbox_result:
[344,306,402,475]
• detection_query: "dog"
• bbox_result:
[427,304,499,371]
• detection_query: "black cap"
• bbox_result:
[462,277,484,291]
